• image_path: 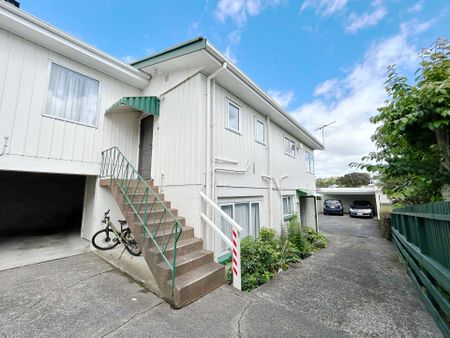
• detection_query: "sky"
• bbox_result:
[21,0,450,178]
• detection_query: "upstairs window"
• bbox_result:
[45,63,100,127]
[227,101,240,132]
[255,119,265,144]
[284,136,296,158]
[305,151,315,173]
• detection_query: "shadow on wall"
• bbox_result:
[0,171,85,237]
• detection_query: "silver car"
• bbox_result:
[349,201,374,218]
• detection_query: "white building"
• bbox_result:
[0,1,323,305]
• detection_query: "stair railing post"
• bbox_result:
[232,225,241,291]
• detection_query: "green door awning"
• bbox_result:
[297,189,322,198]
[106,96,160,116]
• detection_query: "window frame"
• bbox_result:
[283,135,296,158]
[255,117,266,145]
[305,150,315,174]
[219,201,261,254]
[226,99,241,134]
[282,195,294,217]
[43,61,101,128]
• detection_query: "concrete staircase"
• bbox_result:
[99,178,225,308]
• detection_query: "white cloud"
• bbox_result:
[268,89,295,108]
[215,0,281,25]
[224,46,238,64]
[408,1,424,13]
[289,27,420,177]
[346,2,387,33]
[300,0,348,16]
[121,55,136,63]
[188,21,201,36]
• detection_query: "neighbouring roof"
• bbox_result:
[106,96,160,116]
[131,37,324,151]
[317,187,378,195]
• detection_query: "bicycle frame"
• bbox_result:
[102,215,132,247]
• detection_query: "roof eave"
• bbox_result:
[0,2,150,89]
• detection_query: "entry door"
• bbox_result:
[138,116,154,179]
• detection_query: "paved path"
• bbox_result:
[0,216,441,337]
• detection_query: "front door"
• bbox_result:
[138,116,154,179]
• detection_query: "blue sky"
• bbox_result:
[22,0,449,177]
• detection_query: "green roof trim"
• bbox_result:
[131,37,207,70]
[106,96,160,116]
[297,189,322,198]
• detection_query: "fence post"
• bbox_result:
[232,226,241,291]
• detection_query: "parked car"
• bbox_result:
[349,201,374,218]
[323,199,344,216]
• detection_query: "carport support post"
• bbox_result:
[314,196,319,233]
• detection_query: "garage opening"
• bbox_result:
[0,171,89,270]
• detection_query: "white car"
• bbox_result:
[349,201,374,218]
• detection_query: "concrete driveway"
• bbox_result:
[0,215,442,337]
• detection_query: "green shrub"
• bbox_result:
[302,226,328,249]
[379,205,392,240]
[226,222,328,291]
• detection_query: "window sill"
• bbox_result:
[284,152,296,159]
[255,140,266,146]
[42,114,98,129]
[226,127,242,135]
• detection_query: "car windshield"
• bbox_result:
[352,201,371,209]
[324,200,341,207]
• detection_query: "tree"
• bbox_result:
[337,172,371,187]
[355,38,450,204]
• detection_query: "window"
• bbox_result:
[227,101,240,132]
[305,151,315,173]
[284,136,296,158]
[220,202,261,253]
[45,63,100,127]
[282,196,293,216]
[255,119,265,144]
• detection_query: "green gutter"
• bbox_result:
[131,37,207,70]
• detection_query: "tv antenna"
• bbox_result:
[314,121,336,146]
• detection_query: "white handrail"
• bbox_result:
[201,213,232,247]
[200,191,242,290]
[200,191,243,232]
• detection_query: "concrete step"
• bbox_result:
[169,262,226,308]
[156,249,213,280]
[146,225,195,247]
[138,208,178,219]
[125,200,171,209]
[130,192,165,202]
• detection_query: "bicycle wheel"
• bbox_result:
[122,229,141,256]
[92,229,119,250]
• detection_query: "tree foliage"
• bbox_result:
[355,38,450,204]
[316,172,371,187]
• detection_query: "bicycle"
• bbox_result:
[91,210,141,256]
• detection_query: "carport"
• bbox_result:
[0,171,89,270]
[316,187,381,219]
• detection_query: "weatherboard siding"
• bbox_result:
[0,28,141,175]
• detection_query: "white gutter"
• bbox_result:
[206,62,227,202]
[0,2,149,89]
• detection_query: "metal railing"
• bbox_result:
[200,191,242,290]
[100,146,183,293]
[391,201,450,337]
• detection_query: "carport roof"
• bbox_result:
[316,187,378,195]
[297,189,322,198]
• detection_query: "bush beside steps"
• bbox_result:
[225,216,328,291]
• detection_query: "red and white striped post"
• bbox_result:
[231,225,241,290]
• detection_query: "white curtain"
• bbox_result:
[46,63,99,127]
[220,205,233,252]
[251,203,260,237]
[235,203,250,238]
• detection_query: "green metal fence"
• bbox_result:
[100,146,183,293]
[391,201,450,337]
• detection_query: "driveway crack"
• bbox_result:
[101,301,164,337]
[237,300,253,338]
